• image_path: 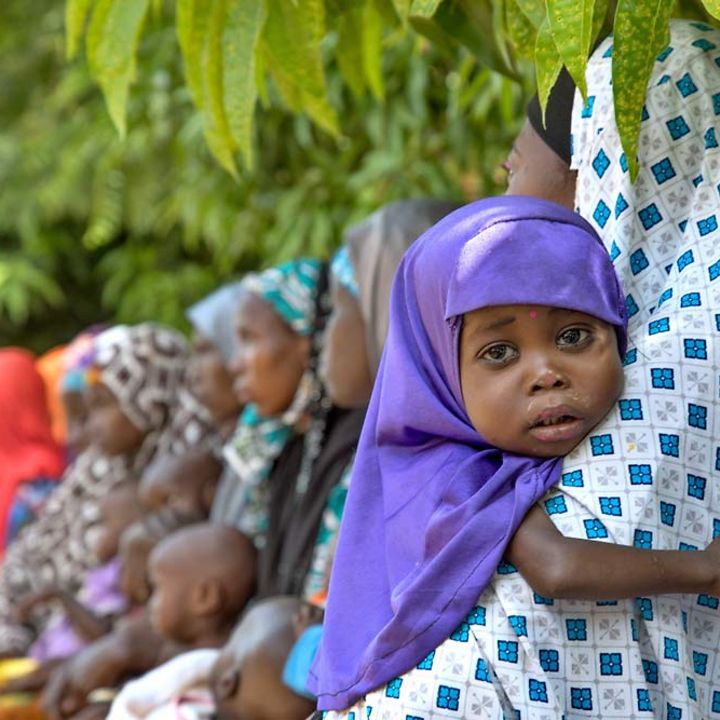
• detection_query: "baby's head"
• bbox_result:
[391,196,627,460]
[211,597,316,720]
[139,449,222,517]
[147,524,256,646]
[93,483,143,564]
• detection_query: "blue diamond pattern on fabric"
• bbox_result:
[698,594,720,609]
[693,651,708,675]
[386,677,403,698]
[590,434,614,455]
[566,619,587,641]
[629,249,650,274]
[713,691,720,713]
[416,650,435,670]
[466,605,486,625]
[593,149,611,177]
[474,658,491,682]
[709,258,720,281]
[497,640,518,663]
[660,433,680,456]
[688,677,698,700]
[657,46,674,61]
[684,338,707,359]
[660,501,676,526]
[651,157,677,184]
[676,72,698,97]
[603,44,613,57]
[657,287,673,307]
[649,317,670,334]
[600,496,622,516]
[609,240,621,260]
[626,294,639,317]
[693,174,704,187]
[688,403,708,429]
[570,687,593,711]
[593,199,611,228]
[714,516,720,537]
[638,203,663,229]
[681,292,701,307]
[619,398,643,419]
[497,560,517,574]
[637,597,654,620]
[698,215,718,236]
[651,367,675,389]
[623,348,637,366]
[667,703,682,719]
[614,194,629,218]
[584,518,608,538]
[533,593,554,605]
[706,127,719,148]
[692,37,716,50]
[666,115,691,139]
[599,652,623,676]
[677,249,694,270]
[581,96,596,118]
[436,685,460,711]
[634,529,654,548]
[688,474,707,499]
[528,679,548,702]
[664,638,679,660]
[450,621,469,642]
[545,496,567,515]
[562,470,584,487]
[714,92,720,115]
[643,659,659,683]
[509,615,527,637]
[620,153,628,172]
[629,464,652,485]
[539,649,559,672]
[680,542,698,552]
[637,688,652,712]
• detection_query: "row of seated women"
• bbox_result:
[1,18,719,719]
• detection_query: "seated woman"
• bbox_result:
[0,324,215,658]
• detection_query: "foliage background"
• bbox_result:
[0,0,523,352]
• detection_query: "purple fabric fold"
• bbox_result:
[309,196,627,710]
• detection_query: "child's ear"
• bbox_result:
[191,579,223,615]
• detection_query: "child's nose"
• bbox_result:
[528,360,569,393]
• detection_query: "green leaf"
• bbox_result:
[363,0,385,100]
[409,0,445,17]
[177,0,209,108]
[336,5,367,97]
[223,0,267,169]
[505,0,538,57]
[202,0,239,178]
[612,0,673,180]
[514,0,545,28]
[390,0,412,21]
[65,0,95,59]
[701,0,720,18]
[263,0,339,135]
[86,0,151,137]
[534,16,562,124]
[546,0,594,97]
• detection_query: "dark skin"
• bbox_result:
[42,526,256,719]
[188,331,242,438]
[212,597,316,720]
[84,382,146,457]
[229,293,310,417]
[62,390,90,457]
[120,449,221,604]
[504,120,577,210]
[321,279,373,409]
[459,304,720,598]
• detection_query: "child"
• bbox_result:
[310,196,720,713]
[146,523,257,650]
[0,484,141,695]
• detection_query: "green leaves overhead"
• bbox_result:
[612,0,673,179]
[545,0,594,96]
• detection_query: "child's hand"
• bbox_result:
[15,587,63,623]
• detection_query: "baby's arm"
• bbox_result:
[507,504,720,599]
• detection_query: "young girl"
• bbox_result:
[310,196,720,715]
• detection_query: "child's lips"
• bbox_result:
[528,405,585,443]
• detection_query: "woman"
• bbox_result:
[0,349,65,556]
[313,20,720,718]
[0,324,215,656]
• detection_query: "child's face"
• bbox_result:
[459,304,623,458]
[85,382,146,456]
[93,487,141,563]
[147,552,189,643]
[62,390,90,456]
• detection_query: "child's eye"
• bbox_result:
[479,343,518,364]
[557,327,592,348]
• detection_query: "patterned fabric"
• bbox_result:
[302,460,353,606]
[330,247,359,298]
[0,324,215,655]
[5,477,57,547]
[323,19,720,719]
[221,260,326,543]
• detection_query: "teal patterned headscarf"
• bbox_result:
[241,259,322,335]
[223,258,327,544]
[330,247,359,298]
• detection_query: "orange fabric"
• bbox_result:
[0,349,65,554]
[35,345,68,448]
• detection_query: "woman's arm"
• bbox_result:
[507,504,720,599]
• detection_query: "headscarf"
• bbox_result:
[310,196,627,709]
[345,199,460,375]
[221,260,327,542]
[0,349,65,552]
[186,282,246,365]
[457,20,720,718]
[0,324,215,655]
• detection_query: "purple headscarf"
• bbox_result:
[309,196,627,710]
